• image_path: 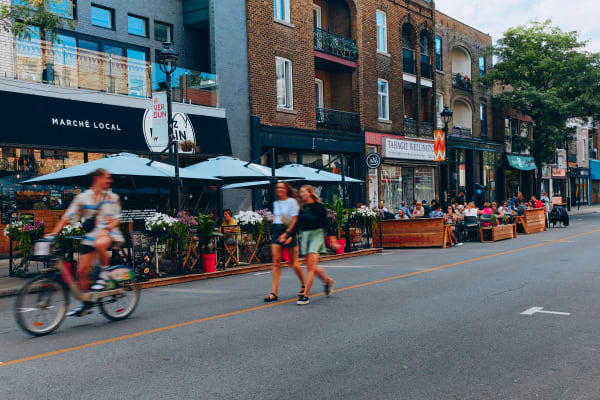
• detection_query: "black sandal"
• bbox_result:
[264,293,278,302]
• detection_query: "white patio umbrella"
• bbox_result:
[183,156,295,184]
[22,152,220,189]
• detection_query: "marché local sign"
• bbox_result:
[383,137,435,161]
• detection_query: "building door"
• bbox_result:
[315,78,324,122]
[313,5,322,29]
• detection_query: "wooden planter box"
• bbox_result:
[373,218,451,248]
[521,208,547,234]
[480,224,515,243]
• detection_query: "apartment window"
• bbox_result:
[128,15,148,37]
[435,35,443,70]
[315,78,324,109]
[313,5,322,29]
[91,5,114,29]
[376,10,387,53]
[14,0,75,19]
[378,79,389,120]
[276,57,293,109]
[480,104,488,135]
[479,55,486,77]
[273,0,290,23]
[154,21,172,43]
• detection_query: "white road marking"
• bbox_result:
[253,271,271,275]
[380,252,395,256]
[324,264,388,269]
[155,288,230,294]
[521,307,571,316]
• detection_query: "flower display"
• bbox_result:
[145,212,177,235]
[6,220,46,275]
[350,206,381,232]
[4,221,24,240]
[234,210,264,236]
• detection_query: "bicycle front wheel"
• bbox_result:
[15,275,68,336]
[99,281,140,321]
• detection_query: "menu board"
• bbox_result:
[121,209,157,222]
[1,187,18,224]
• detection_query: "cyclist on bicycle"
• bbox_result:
[48,168,124,317]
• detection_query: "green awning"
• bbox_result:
[506,155,537,171]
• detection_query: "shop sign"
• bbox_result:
[382,137,435,161]
[150,92,169,148]
[557,149,567,169]
[542,165,552,179]
[552,168,567,177]
[0,90,231,156]
[433,130,445,161]
[365,153,383,169]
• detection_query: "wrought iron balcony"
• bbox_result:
[403,48,415,75]
[316,108,360,131]
[420,55,432,80]
[452,73,473,91]
[421,121,433,138]
[314,28,358,62]
[404,117,417,136]
[451,126,472,138]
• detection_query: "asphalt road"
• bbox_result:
[1,214,600,399]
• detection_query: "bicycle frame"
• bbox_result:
[52,255,127,303]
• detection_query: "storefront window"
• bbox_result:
[571,177,588,206]
[414,167,435,203]
[381,166,402,210]
[482,151,496,202]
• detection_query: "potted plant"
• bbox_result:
[326,199,349,254]
[351,205,379,247]
[4,220,45,277]
[491,214,499,227]
[54,222,85,280]
[234,210,264,238]
[196,213,222,272]
[145,212,177,268]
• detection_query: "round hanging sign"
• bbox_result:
[365,153,383,169]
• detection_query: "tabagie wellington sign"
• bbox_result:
[382,137,435,161]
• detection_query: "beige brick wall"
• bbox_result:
[0,0,14,79]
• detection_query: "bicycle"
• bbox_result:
[14,237,140,336]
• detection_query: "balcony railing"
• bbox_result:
[316,108,360,131]
[8,38,219,107]
[404,117,417,136]
[420,55,432,80]
[314,28,358,62]
[452,73,472,91]
[451,126,472,138]
[403,48,415,75]
[421,121,433,138]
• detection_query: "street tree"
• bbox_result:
[481,21,600,194]
[0,0,75,82]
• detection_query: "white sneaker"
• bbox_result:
[91,271,110,291]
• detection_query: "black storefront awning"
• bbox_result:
[0,90,232,156]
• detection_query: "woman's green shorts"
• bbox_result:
[300,229,326,255]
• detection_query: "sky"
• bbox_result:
[435,0,600,53]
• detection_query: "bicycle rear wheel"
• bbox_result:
[15,275,68,336]
[99,281,140,321]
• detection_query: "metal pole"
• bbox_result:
[270,147,276,210]
[166,70,180,213]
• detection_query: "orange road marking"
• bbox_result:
[2,229,599,368]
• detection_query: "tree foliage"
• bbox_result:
[0,0,74,41]
[481,21,600,167]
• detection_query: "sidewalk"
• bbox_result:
[564,204,600,216]
[0,248,382,298]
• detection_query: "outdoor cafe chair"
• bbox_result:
[220,225,241,269]
[462,216,480,242]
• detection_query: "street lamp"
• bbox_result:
[440,106,453,134]
[440,106,453,205]
[157,42,181,212]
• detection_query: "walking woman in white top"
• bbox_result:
[264,182,306,302]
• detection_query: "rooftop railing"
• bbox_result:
[404,117,417,136]
[421,121,433,138]
[314,28,358,61]
[7,38,219,107]
[451,126,473,138]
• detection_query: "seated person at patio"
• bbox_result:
[400,201,412,218]
[480,202,493,215]
[456,191,465,206]
[445,206,459,224]
[412,202,425,218]
[395,208,410,220]
[378,200,388,213]
[221,209,241,244]
[491,202,504,217]
[531,196,543,209]
[429,204,444,218]
[422,200,431,216]
[463,202,479,217]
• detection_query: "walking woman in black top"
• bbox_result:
[282,185,337,305]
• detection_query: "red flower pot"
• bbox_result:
[202,253,217,273]
[335,239,345,254]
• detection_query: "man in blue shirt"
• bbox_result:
[429,203,444,218]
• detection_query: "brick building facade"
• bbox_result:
[435,11,500,205]
[247,0,439,209]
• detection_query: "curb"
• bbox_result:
[0,248,382,298]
